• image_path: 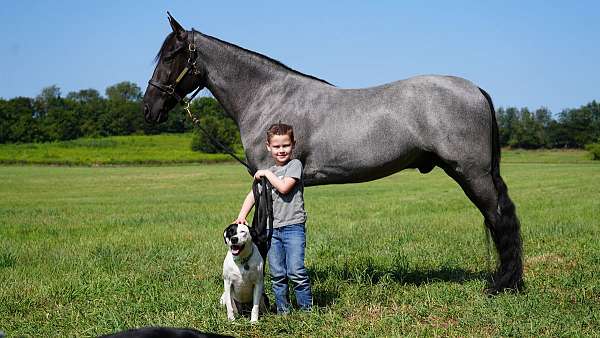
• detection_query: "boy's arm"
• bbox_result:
[255,170,297,195]
[234,190,255,224]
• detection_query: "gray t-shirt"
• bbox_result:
[267,159,307,228]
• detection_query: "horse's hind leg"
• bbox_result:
[440,166,498,234]
[439,164,523,293]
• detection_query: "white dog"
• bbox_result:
[220,223,267,323]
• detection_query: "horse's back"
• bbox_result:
[300,75,493,185]
[385,75,493,162]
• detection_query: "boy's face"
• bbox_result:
[266,134,294,166]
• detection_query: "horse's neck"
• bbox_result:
[197,33,304,124]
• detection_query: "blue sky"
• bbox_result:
[1,1,598,114]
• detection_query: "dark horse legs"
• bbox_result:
[441,164,524,293]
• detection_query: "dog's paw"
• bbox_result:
[227,315,235,321]
[251,308,259,323]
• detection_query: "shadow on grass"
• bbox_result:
[308,256,489,307]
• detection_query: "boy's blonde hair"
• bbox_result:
[266,122,295,144]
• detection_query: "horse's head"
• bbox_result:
[142,12,207,123]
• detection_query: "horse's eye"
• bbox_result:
[163,45,185,63]
[162,53,176,63]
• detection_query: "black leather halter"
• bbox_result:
[148,29,203,104]
[149,29,253,173]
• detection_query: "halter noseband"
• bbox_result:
[148,29,203,104]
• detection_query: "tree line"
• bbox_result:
[497,104,600,149]
[0,82,239,153]
[1,82,599,152]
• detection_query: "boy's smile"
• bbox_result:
[267,134,294,166]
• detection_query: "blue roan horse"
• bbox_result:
[142,14,523,293]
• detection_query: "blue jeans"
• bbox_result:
[267,223,313,313]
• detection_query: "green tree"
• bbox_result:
[143,105,192,135]
[499,106,554,149]
[35,85,61,117]
[512,108,544,149]
[497,107,519,147]
[0,97,39,143]
[533,107,553,148]
[106,81,143,102]
[33,85,83,141]
[557,102,599,148]
[189,97,242,153]
[66,89,106,137]
[102,81,143,136]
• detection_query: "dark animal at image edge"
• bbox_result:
[142,13,523,293]
[99,326,233,338]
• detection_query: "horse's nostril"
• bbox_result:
[143,104,150,116]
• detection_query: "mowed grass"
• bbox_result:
[1,133,596,166]
[1,158,600,336]
[0,134,239,166]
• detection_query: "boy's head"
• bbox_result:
[266,122,295,145]
[266,122,295,165]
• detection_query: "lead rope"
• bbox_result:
[251,176,274,260]
[182,94,253,174]
[182,28,253,174]
[183,92,272,257]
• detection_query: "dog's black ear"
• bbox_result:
[224,223,238,244]
[249,226,258,241]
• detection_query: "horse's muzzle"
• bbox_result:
[143,104,166,123]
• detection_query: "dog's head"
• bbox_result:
[223,223,252,256]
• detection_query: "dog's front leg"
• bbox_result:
[223,280,235,321]
[250,277,264,323]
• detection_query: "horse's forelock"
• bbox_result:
[154,32,176,64]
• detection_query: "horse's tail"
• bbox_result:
[480,88,524,293]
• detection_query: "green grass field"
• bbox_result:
[1,149,599,336]
[1,133,596,166]
[0,134,240,166]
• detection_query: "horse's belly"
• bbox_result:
[303,146,422,186]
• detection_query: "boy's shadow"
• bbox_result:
[308,260,488,307]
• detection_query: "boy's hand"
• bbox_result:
[234,217,248,225]
[254,169,269,180]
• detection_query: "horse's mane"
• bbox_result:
[200,32,334,86]
[154,30,334,86]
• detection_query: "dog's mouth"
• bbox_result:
[231,243,245,256]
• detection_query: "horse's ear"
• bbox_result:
[167,11,186,41]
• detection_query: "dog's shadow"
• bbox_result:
[308,257,488,307]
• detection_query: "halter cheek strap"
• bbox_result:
[148,29,201,104]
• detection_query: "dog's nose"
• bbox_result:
[231,237,238,244]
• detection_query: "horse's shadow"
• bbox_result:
[308,259,489,307]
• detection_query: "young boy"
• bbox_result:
[234,123,313,314]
